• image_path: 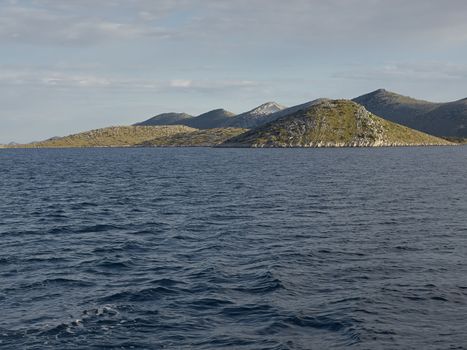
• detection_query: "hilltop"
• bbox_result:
[183,109,236,129]
[134,113,192,126]
[226,102,286,128]
[221,100,452,147]
[353,89,467,137]
[135,109,235,129]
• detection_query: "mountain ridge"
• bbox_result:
[353,89,467,137]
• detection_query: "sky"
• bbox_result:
[1,0,467,143]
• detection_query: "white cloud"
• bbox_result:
[336,62,467,81]
[0,67,260,92]
[170,79,192,88]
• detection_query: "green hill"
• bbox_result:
[221,100,453,147]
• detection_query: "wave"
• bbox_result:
[100,286,182,302]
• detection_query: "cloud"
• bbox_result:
[335,62,467,81]
[0,66,260,92]
[2,0,467,47]
[0,3,174,45]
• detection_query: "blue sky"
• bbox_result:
[1,0,467,143]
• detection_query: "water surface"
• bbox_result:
[1,147,466,349]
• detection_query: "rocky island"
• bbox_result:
[5,91,464,148]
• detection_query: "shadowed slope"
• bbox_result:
[134,113,193,126]
[353,89,467,137]
[183,109,236,129]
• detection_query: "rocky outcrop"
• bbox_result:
[226,102,286,128]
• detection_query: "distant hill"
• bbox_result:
[134,113,193,126]
[183,109,235,129]
[221,100,452,147]
[353,89,467,137]
[135,109,235,129]
[226,102,286,128]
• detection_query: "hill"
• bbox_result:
[353,89,467,137]
[221,100,453,147]
[134,113,193,126]
[417,98,467,137]
[16,126,197,148]
[226,102,286,128]
[183,109,235,129]
[11,126,248,148]
[139,128,247,147]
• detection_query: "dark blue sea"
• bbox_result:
[1,147,467,350]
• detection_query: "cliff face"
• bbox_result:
[221,100,453,148]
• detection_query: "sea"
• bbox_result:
[0,147,466,350]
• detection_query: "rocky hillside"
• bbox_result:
[255,98,329,126]
[353,89,467,137]
[139,128,247,147]
[221,100,453,148]
[12,126,248,148]
[226,102,286,128]
[16,126,197,148]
